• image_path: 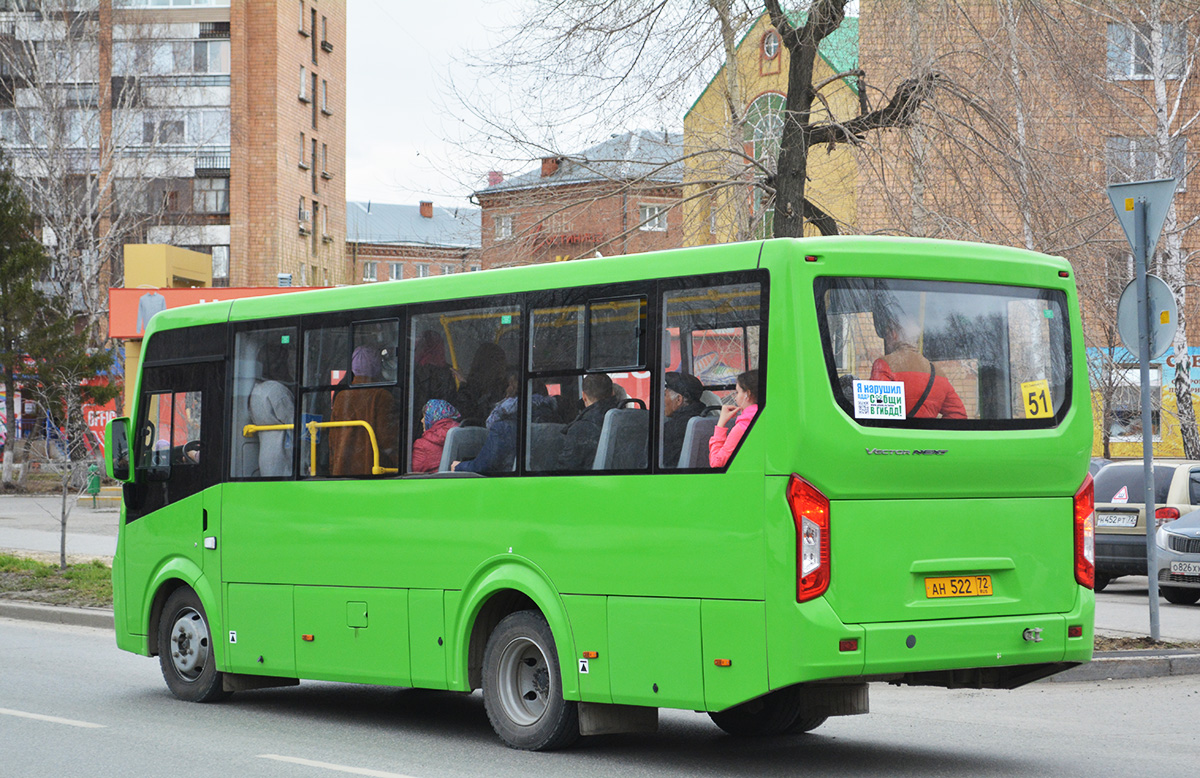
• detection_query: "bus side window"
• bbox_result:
[660,282,763,469]
[231,327,298,479]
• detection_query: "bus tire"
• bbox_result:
[1161,586,1200,605]
[708,687,803,737]
[786,714,828,734]
[158,587,229,703]
[482,610,579,751]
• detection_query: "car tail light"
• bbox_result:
[788,474,830,602]
[1074,474,1095,589]
[1155,507,1180,527]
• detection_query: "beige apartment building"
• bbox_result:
[0,0,346,290]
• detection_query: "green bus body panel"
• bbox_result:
[225,583,296,675]
[701,599,769,711]
[827,497,1076,624]
[562,595,611,703]
[294,586,411,685]
[113,237,1095,712]
[607,597,704,709]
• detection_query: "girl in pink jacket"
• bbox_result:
[709,370,758,468]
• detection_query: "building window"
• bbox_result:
[311,201,320,252]
[298,0,307,34]
[143,118,184,144]
[321,203,328,238]
[388,262,403,281]
[311,7,318,63]
[1107,22,1187,79]
[495,214,513,240]
[193,40,230,74]
[762,30,780,60]
[1105,135,1187,189]
[440,264,456,275]
[312,138,319,192]
[312,74,319,128]
[321,79,331,114]
[363,260,377,282]
[638,204,668,232]
[299,132,308,168]
[469,264,482,272]
[416,264,431,278]
[299,65,309,101]
[193,177,229,214]
[321,143,329,177]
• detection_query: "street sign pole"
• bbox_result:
[1133,198,1161,641]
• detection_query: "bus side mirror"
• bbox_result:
[105,418,132,482]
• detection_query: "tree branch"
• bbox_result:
[807,73,941,147]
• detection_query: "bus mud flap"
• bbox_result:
[222,673,301,693]
[578,702,659,736]
[797,682,869,718]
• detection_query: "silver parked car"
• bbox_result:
[1156,509,1200,605]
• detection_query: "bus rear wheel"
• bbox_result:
[482,610,579,751]
[708,687,805,736]
[158,587,229,703]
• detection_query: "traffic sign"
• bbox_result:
[1118,274,1177,358]
[1107,178,1177,256]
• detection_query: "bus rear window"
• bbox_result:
[816,277,1070,428]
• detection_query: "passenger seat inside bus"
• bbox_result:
[677,415,718,468]
[438,426,488,472]
[592,406,648,470]
[528,422,565,471]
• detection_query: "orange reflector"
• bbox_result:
[805,255,819,262]
[582,651,598,659]
[839,639,858,652]
[714,659,732,667]
[1068,625,1083,638]
[1059,271,1069,278]
[301,634,314,642]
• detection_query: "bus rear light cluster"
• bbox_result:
[1074,474,1095,589]
[788,474,830,602]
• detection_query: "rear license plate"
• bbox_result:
[925,575,993,598]
[1170,561,1200,576]
[1097,513,1138,527]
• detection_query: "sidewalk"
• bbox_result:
[0,493,118,559]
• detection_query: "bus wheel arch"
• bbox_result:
[467,589,537,690]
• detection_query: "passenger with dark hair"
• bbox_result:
[555,373,620,471]
[662,371,706,467]
[411,330,457,430]
[709,369,759,468]
[451,342,508,426]
[454,371,556,474]
[870,315,965,419]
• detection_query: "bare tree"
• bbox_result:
[0,1,230,342]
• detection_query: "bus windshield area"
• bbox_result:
[817,277,1071,427]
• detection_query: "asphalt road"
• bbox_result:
[2,618,1198,778]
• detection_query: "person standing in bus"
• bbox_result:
[412,399,460,473]
[662,371,706,467]
[249,342,295,477]
[556,373,620,471]
[870,317,966,420]
[709,370,758,468]
[330,346,399,476]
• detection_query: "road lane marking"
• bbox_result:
[257,754,418,778]
[0,707,105,729]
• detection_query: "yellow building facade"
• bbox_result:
[683,14,860,245]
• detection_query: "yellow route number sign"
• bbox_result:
[1021,379,1052,419]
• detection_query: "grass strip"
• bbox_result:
[0,553,112,607]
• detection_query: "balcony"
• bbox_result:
[195,149,230,176]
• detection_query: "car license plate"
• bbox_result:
[925,575,993,598]
[1097,513,1138,527]
[1170,561,1200,576]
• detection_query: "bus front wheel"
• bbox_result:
[157,587,229,703]
[482,610,579,750]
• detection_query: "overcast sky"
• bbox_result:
[347,0,511,209]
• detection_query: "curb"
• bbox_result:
[1046,650,1200,682]
[0,600,115,630]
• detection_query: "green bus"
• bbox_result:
[105,237,1095,750]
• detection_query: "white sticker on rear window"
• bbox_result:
[1112,485,1129,504]
[853,380,906,419]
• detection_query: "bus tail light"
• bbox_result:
[1074,474,1095,589]
[788,474,830,602]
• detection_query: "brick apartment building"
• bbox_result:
[346,200,480,283]
[0,0,346,289]
[473,130,684,268]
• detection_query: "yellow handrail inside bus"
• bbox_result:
[243,423,292,437]
[306,419,398,476]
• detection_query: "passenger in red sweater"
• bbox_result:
[870,320,967,420]
[411,399,461,473]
